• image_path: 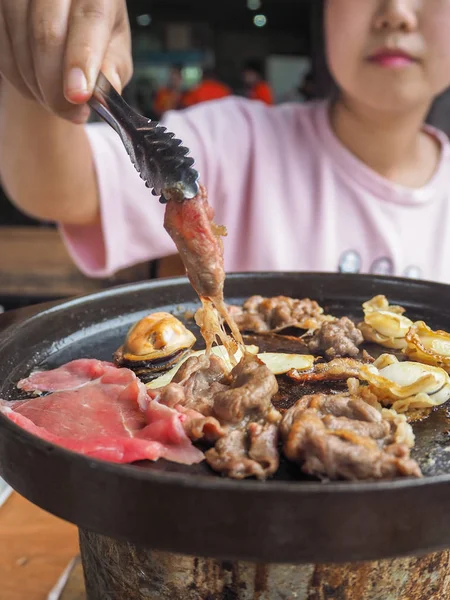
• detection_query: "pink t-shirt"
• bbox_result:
[61,98,450,282]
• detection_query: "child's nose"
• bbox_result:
[373,0,419,33]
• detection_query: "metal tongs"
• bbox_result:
[88,72,199,202]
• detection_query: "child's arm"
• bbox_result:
[0,82,100,225]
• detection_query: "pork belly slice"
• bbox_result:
[2,359,203,465]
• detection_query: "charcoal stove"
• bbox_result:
[76,531,450,599]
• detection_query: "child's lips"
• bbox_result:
[367,49,417,69]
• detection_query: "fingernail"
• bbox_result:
[66,67,88,95]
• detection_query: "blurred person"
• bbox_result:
[1,1,450,283]
[283,69,316,103]
[183,68,232,108]
[242,59,274,105]
[152,64,185,118]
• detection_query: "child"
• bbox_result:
[1,0,450,282]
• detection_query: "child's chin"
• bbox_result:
[347,87,430,115]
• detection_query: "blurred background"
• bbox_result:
[0,0,448,311]
[124,0,315,114]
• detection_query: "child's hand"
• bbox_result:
[0,0,132,123]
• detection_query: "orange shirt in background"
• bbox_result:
[249,81,274,105]
[183,80,232,107]
[153,88,183,116]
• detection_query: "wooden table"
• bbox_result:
[0,226,151,303]
[0,493,79,600]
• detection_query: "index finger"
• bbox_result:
[63,0,114,104]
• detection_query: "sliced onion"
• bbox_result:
[146,346,314,389]
[256,353,315,375]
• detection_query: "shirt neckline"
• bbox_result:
[314,100,450,207]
